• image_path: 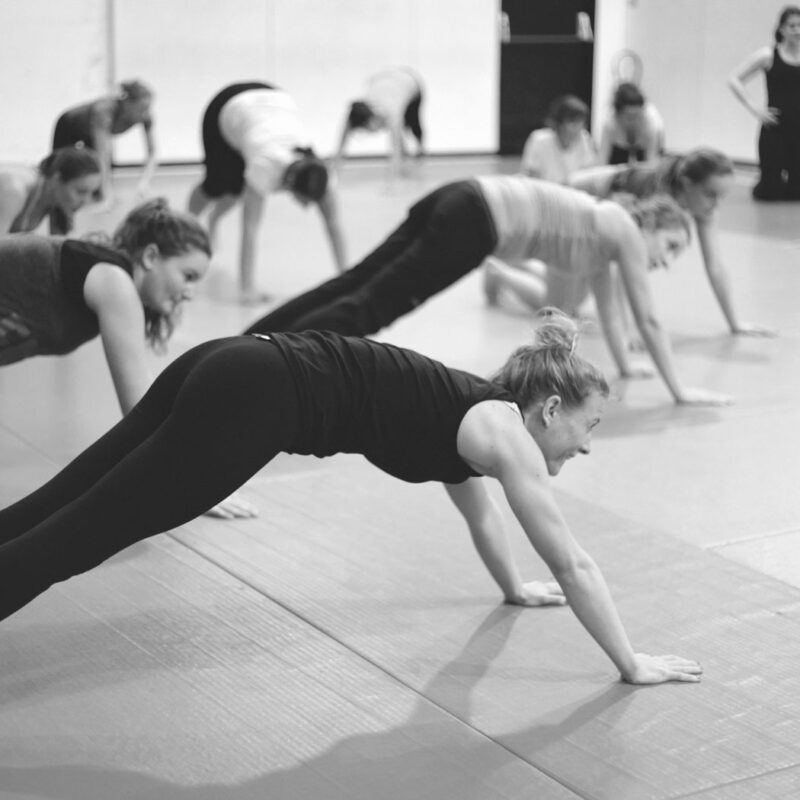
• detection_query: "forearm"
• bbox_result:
[633,315,684,400]
[114,372,151,416]
[468,519,525,600]
[137,151,157,189]
[320,195,347,272]
[556,559,638,679]
[705,265,739,331]
[728,78,758,117]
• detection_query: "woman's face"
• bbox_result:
[780,13,800,43]
[556,119,586,149]
[52,172,101,213]
[617,105,645,134]
[526,390,606,476]
[679,173,732,221]
[138,247,210,315]
[642,226,690,271]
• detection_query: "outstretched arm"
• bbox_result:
[455,401,703,684]
[317,188,347,272]
[695,219,776,336]
[240,185,267,299]
[136,119,158,197]
[445,478,565,606]
[84,263,153,415]
[331,117,353,173]
[599,205,733,405]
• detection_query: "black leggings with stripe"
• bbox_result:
[0,337,298,622]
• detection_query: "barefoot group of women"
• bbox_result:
[0,8,794,698]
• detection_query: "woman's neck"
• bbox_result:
[779,40,800,62]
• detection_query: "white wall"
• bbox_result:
[0,0,499,165]
[0,0,108,164]
[594,0,788,163]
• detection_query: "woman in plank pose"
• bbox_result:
[0,309,702,686]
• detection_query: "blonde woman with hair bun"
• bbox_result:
[0,310,702,686]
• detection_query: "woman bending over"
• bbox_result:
[0,147,101,235]
[52,80,157,205]
[569,150,774,336]
[0,310,702,686]
[245,176,730,406]
[0,198,209,415]
[187,81,346,303]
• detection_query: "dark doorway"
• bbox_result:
[499,0,596,156]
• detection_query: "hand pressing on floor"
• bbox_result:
[622,653,703,684]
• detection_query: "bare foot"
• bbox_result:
[483,261,501,306]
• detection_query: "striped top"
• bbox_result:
[476,175,607,277]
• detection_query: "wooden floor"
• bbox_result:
[1,158,799,799]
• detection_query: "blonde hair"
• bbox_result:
[491,308,609,408]
[615,192,693,243]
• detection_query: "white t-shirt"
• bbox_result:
[364,68,421,127]
[521,128,596,184]
[601,102,664,157]
[218,88,310,195]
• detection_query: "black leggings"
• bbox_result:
[244,180,497,337]
[200,82,276,198]
[0,337,298,622]
[753,118,800,200]
[403,90,424,149]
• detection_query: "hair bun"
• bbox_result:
[534,307,580,354]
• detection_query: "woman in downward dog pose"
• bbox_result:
[245,175,730,406]
[0,309,702,685]
[187,81,346,303]
[52,80,157,205]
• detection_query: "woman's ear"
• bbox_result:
[140,242,160,270]
[541,395,562,427]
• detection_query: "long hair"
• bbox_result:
[111,198,211,350]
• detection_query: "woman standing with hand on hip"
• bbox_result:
[729,6,800,200]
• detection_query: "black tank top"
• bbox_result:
[766,46,800,123]
[0,236,132,358]
[267,330,516,484]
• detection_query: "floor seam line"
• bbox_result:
[168,531,590,799]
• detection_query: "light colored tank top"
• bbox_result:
[218,88,310,195]
[475,175,605,277]
[365,68,421,125]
